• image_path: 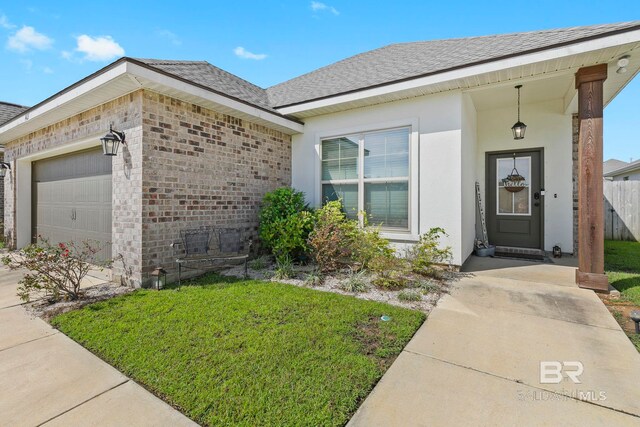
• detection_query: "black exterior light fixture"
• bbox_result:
[0,161,10,178]
[100,125,126,156]
[511,85,527,140]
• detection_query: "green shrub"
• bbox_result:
[303,269,323,287]
[417,278,440,294]
[258,187,314,263]
[407,228,452,277]
[398,290,422,302]
[349,220,394,270]
[248,255,270,270]
[370,255,412,290]
[273,255,294,280]
[341,269,369,293]
[2,238,106,302]
[308,201,357,272]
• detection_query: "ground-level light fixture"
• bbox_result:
[0,161,10,178]
[100,125,126,156]
[151,267,167,290]
[631,310,640,334]
[511,85,527,140]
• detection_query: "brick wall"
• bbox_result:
[0,152,4,237]
[3,91,144,284]
[140,91,292,283]
[2,89,292,287]
[572,113,579,256]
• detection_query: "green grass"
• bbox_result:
[605,240,640,305]
[52,275,425,426]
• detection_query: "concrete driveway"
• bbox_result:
[349,256,640,426]
[0,264,197,427]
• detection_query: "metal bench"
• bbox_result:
[171,227,251,286]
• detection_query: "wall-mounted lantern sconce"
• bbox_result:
[0,161,10,178]
[511,85,527,140]
[100,125,126,156]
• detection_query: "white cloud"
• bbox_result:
[43,66,53,74]
[233,46,267,60]
[310,1,339,15]
[156,29,181,46]
[7,26,53,52]
[74,35,124,61]
[0,14,15,29]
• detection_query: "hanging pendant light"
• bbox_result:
[511,85,527,140]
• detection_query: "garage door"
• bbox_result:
[32,148,112,262]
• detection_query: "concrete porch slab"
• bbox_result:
[406,294,640,416]
[348,352,639,426]
[449,275,621,329]
[349,256,640,425]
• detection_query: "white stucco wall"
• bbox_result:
[461,94,478,263]
[476,99,573,253]
[291,91,467,264]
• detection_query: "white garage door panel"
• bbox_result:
[33,148,112,262]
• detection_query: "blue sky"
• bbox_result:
[0,1,638,161]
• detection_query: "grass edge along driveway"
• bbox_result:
[604,240,640,352]
[52,275,425,426]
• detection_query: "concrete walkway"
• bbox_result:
[349,256,640,426]
[0,264,197,427]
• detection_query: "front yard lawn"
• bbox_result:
[604,240,640,352]
[52,275,425,426]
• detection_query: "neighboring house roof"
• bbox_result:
[604,159,640,177]
[603,159,629,175]
[266,21,640,107]
[132,58,276,113]
[0,101,29,126]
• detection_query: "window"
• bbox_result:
[497,156,531,216]
[623,176,630,181]
[321,127,410,230]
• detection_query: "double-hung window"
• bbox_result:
[321,127,410,230]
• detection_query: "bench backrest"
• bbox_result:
[181,228,211,256]
[179,227,245,256]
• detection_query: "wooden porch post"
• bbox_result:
[575,64,608,292]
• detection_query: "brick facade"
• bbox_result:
[3,89,292,287]
[140,91,291,283]
[0,152,4,237]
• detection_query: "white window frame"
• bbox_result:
[496,156,531,216]
[315,119,419,239]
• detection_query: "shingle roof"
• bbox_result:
[605,159,640,176]
[132,58,276,112]
[603,159,630,175]
[0,101,29,125]
[266,21,640,107]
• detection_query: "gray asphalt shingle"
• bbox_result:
[266,21,640,107]
[0,102,29,126]
[133,59,276,112]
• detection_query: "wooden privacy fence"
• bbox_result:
[604,180,640,241]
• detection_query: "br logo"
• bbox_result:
[539,361,584,384]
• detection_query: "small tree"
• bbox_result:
[2,237,106,302]
[406,228,452,277]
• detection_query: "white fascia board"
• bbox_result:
[0,62,129,136]
[125,62,304,134]
[277,30,640,116]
